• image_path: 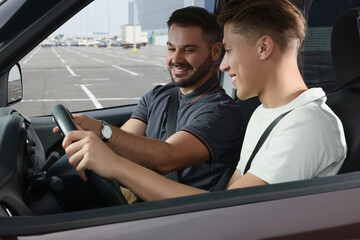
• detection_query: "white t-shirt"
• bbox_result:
[237,88,347,184]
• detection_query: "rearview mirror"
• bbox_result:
[7,64,23,106]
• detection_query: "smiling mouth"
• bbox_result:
[231,76,237,87]
[170,64,192,75]
[173,67,191,73]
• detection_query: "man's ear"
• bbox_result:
[211,41,223,62]
[257,35,273,60]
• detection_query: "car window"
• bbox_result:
[301,0,360,86]
[11,0,360,116]
[11,0,215,116]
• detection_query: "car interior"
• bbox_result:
[1,0,360,237]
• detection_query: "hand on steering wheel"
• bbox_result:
[52,104,128,205]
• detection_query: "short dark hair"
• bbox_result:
[218,0,306,52]
[167,6,222,45]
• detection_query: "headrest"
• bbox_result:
[331,8,360,84]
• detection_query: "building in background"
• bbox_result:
[127,0,216,46]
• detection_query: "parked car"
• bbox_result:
[40,40,51,47]
[97,40,107,47]
[0,0,360,239]
[113,39,123,47]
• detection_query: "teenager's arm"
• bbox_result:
[63,130,208,201]
[114,155,208,201]
[227,169,268,189]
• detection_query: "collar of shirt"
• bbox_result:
[179,74,219,104]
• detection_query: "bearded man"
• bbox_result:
[56,7,244,203]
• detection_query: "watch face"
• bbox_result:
[102,125,112,139]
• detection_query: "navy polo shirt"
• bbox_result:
[131,75,244,191]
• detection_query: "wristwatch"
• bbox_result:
[100,121,112,142]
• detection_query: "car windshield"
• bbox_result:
[9,0,217,116]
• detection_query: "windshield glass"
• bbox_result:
[10,0,216,116]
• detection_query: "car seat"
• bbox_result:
[326,8,360,174]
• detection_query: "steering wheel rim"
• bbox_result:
[52,104,128,205]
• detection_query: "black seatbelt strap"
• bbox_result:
[213,147,241,191]
[166,91,180,182]
[243,110,292,174]
[166,91,179,138]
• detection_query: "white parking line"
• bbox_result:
[124,57,143,63]
[153,83,167,86]
[155,64,167,68]
[66,65,78,77]
[92,58,105,63]
[22,47,41,64]
[51,48,66,63]
[112,65,139,76]
[78,84,103,109]
[82,78,110,81]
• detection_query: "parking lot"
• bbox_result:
[13,45,170,116]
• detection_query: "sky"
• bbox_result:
[52,0,129,39]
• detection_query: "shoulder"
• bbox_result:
[205,85,235,103]
[142,82,177,102]
[288,100,342,130]
[153,82,176,93]
[199,86,242,113]
[271,101,346,155]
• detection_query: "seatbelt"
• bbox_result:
[166,91,179,139]
[213,147,241,191]
[244,110,292,174]
[166,91,180,182]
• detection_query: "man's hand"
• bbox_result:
[53,114,102,138]
[62,130,118,181]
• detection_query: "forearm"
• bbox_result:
[107,127,178,174]
[63,130,206,202]
[75,117,168,172]
[114,157,208,201]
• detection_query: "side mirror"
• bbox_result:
[7,64,23,106]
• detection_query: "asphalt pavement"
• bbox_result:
[13,45,170,116]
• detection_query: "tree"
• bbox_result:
[55,34,64,40]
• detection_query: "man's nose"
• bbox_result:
[171,50,184,63]
[220,56,229,72]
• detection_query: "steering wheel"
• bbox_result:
[52,104,128,205]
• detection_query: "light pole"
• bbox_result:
[132,0,138,52]
[107,0,112,49]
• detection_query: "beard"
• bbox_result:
[168,54,213,88]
